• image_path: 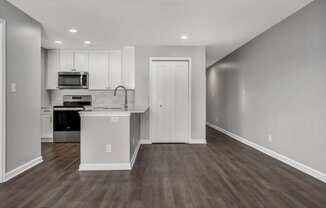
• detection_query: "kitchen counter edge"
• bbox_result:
[79,106,149,117]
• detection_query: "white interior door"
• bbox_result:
[151,61,173,142]
[173,61,189,142]
[150,60,189,143]
[0,20,5,183]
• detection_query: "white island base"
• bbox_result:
[78,107,148,171]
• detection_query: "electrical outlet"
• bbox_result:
[105,144,112,153]
[215,118,219,123]
[268,134,273,143]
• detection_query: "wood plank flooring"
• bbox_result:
[0,126,325,208]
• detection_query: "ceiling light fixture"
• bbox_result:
[180,35,188,40]
[55,40,62,44]
[69,28,78,33]
[84,41,92,45]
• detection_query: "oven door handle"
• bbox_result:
[54,107,84,111]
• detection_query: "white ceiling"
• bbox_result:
[8,0,313,66]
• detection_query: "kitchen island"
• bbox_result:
[78,106,148,171]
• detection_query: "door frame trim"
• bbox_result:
[149,57,192,143]
[0,19,6,183]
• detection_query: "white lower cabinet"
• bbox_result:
[41,109,53,140]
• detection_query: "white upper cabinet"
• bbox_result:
[45,48,135,90]
[89,51,109,90]
[60,50,89,72]
[109,50,122,89]
[74,51,89,72]
[59,50,74,71]
[46,49,60,89]
[122,46,135,89]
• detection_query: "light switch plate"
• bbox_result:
[106,144,112,153]
[11,83,16,92]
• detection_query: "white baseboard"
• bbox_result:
[41,138,53,143]
[130,140,141,168]
[140,139,152,144]
[142,138,207,144]
[79,163,131,171]
[189,138,207,144]
[207,122,326,183]
[5,156,43,182]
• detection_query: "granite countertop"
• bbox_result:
[79,105,149,117]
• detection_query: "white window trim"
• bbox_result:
[0,19,6,183]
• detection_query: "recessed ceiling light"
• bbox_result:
[84,41,91,45]
[55,40,62,44]
[69,28,78,33]
[180,35,188,40]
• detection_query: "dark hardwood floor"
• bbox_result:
[0,127,325,208]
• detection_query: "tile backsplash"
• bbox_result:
[49,90,135,107]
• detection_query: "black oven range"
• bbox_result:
[53,95,91,142]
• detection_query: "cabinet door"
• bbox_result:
[122,47,135,89]
[41,115,53,138]
[46,49,59,89]
[109,50,122,89]
[60,50,74,71]
[150,61,173,142]
[75,51,89,72]
[89,51,109,89]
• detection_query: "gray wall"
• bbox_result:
[207,0,326,174]
[0,0,42,172]
[135,46,206,141]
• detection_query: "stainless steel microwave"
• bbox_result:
[58,72,89,89]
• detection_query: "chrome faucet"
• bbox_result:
[114,85,128,109]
